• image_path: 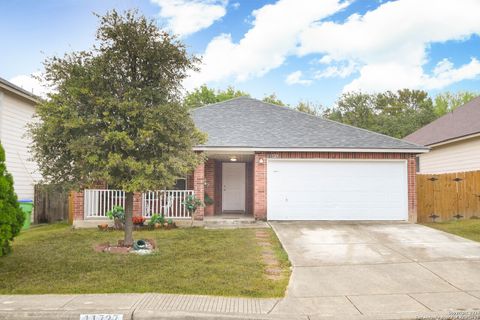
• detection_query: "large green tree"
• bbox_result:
[0,143,24,256]
[30,10,205,246]
[184,85,249,108]
[433,91,479,116]
[294,101,323,116]
[262,93,286,106]
[324,89,437,139]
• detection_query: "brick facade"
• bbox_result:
[193,162,205,220]
[70,191,85,221]
[251,151,418,222]
[71,151,418,223]
[204,159,216,216]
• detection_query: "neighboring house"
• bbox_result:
[404,96,480,174]
[72,97,427,226]
[0,77,41,201]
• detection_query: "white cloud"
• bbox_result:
[232,2,240,9]
[298,0,480,92]
[426,57,480,89]
[285,70,312,85]
[317,55,333,64]
[184,0,349,89]
[9,73,51,99]
[315,61,356,79]
[151,0,228,37]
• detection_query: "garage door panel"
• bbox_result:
[267,160,408,221]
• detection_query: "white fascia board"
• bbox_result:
[193,147,429,153]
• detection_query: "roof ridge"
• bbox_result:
[192,96,427,150]
[189,95,251,111]
[251,98,427,149]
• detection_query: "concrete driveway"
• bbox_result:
[270,221,480,318]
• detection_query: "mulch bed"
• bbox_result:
[93,239,156,254]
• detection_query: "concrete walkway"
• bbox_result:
[1,292,480,320]
[271,221,480,319]
[3,222,480,319]
[0,293,288,320]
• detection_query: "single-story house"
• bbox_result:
[404,96,480,174]
[188,97,427,222]
[72,97,428,226]
[0,77,41,201]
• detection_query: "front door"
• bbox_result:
[222,163,246,212]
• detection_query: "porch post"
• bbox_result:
[204,159,216,216]
[193,161,205,220]
[70,190,84,222]
[253,153,267,220]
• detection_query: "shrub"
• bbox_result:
[182,194,205,226]
[132,216,146,225]
[106,206,125,229]
[106,206,125,222]
[148,214,165,226]
[0,143,24,256]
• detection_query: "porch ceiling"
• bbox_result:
[206,152,254,162]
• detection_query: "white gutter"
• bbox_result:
[0,81,39,104]
[193,147,429,153]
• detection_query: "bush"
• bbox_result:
[132,216,146,225]
[148,213,165,226]
[106,206,125,229]
[0,144,24,256]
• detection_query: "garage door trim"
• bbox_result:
[266,158,408,221]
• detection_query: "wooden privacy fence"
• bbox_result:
[34,185,70,223]
[417,170,480,222]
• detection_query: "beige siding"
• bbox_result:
[419,136,480,174]
[0,91,41,200]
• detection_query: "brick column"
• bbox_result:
[133,192,142,217]
[204,159,215,216]
[407,155,417,222]
[193,162,205,220]
[253,153,267,220]
[70,191,84,221]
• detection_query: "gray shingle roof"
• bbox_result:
[191,97,426,151]
[404,96,480,146]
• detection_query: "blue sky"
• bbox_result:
[1,0,480,106]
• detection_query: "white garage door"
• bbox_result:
[267,160,408,221]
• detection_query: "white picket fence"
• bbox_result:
[142,190,194,219]
[84,189,125,218]
[83,189,194,219]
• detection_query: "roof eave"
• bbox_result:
[426,131,480,148]
[193,146,430,153]
[0,78,40,104]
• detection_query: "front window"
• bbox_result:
[173,178,186,190]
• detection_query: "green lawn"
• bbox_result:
[422,219,480,242]
[0,224,290,297]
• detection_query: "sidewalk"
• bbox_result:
[0,293,288,320]
[1,293,479,320]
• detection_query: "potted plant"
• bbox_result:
[182,194,205,226]
[204,193,214,206]
[148,213,165,229]
[106,206,125,230]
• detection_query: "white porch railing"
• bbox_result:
[142,190,194,219]
[84,189,125,218]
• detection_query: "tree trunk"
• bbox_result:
[124,191,134,247]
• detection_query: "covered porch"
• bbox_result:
[189,152,266,220]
